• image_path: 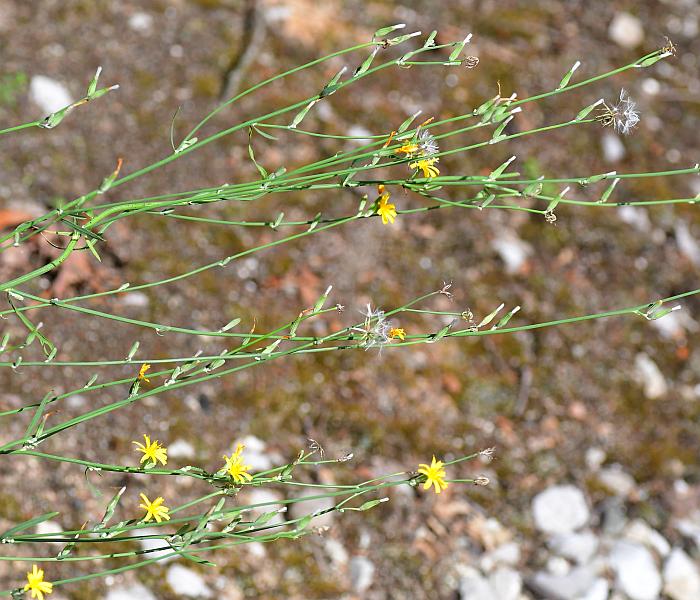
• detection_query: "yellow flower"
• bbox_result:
[410,157,440,178]
[138,363,151,383]
[375,185,397,225]
[23,565,53,600]
[139,493,170,523]
[133,434,168,466]
[417,456,449,494]
[396,142,419,157]
[389,327,406,341]
[222,443,254,484]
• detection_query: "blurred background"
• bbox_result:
[1,0,699,598]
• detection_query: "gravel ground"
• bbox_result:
[1,1,700,598]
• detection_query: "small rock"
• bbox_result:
[618,206,651,232]
[674,513,700,550]
[121,292,150,308]
[168,439,196,460]
[29,75,73,114]
[548,530,599,564]
[349,556,375,593]
[289,488,335,527]
[530,565,599,600]
[675,222,700,266]
[532,485,590,535]
[580,578,610,600]
[490,567,522,600]
[609,12,644,48]
[602,131,626,163]
[246,489,286,525]
[480,541,521,572]
[491,231,532,274]
[36,520,63,546]
[166,565,213,598]
[598,464,636,497]
[663,547,700,600]
[609,540,662,600]
[104,583,158,600]
[459,567,497,600]
[236,435,273,471]
[635,353,668,399]
[585,447,606,472]
[547,556,571,577]
[137,528,177,561]
[601,497,628,536]
[128,12,153,33]
[624,519,670,557]
[324,538,349,567]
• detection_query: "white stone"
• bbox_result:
[490,567,522,600]
[609,12,644,48]
[547,556,571,576]
[459,567,497,600]
[530,565,598,600]
[618,206,651,232]
[624,520,671,557]
[585,447,606,472]
[609,540,662,600]
[29,75,73,114]
[532,485,590,535]
[349,556,375,593]
[480,541,521,572]
[598,464,636,497]
[236,435,273,471]
[635,353,668,399]
[675,222,700,266]
[674,513,700,550]
[579,578,610,600]
[104,583,157,600]
[663,548,700,600]
[548,530,599,564]
[121,292,150,308]
[166,565,213,598]
[289,488,335,527]
[36,520,63,546]
[324,538,348,566]
[246,489,286,525]
[491,231,532,274]
[129,12,153,33]
[168,438,196,460]
[602,132,625,163]
[137,528,177,562]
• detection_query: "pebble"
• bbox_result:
[324,538,349,567]
[530,565,599,600]
[675,222,700,266]
[104,584,157,600]
[609,540,662,600]
[491,231,532,274]
[609,12,644,48]
[581,579,610,600]
[624,519,670,557]
[289,488,335,527]
[532,485,590,535]
[121,292,150,308]
[128,12,154,33]
[137,528,177,561]
[634,353,668,399]
[246,489,286,525]
[166,565,213,598]
[548,530,599,564]
[602,132,626,163]
[168,439,196,460]
[663,548,700,600]
[459,566,521,600]
[598,464,636,497]
[35,520,63,546]
[29,75,73,114]
[349,556,375,593]
[479,541,520,572]
[585,447,606,472]
[618,206,651,232]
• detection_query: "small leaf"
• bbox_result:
[598,178,620,203]
[557,60,581,90]
[373,23,406,39]
[448,34,473,61]
[478,303,504,328]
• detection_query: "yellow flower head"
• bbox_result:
[139,493,170,523]
[417,456,449,494]
[133,434,168,467]
[389,327,406,341]
[138,363,151,383]
[375,185,397,225]
[410,157,440,178]
[24,564,53,600]
[223,443,254,484]
[396,142,419,157]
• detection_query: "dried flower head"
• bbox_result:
[417,129,439,157]
[597,89,640,135]
[474,475,490,486]
[353,304,391,350]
